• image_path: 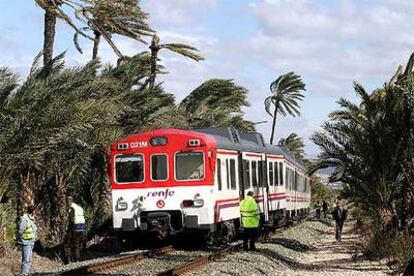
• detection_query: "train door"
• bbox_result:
[259,153,269,222]
[241,152,268,222]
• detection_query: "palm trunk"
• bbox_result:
[270,103,278,144]
[149,47,158,92]
[50,171,67,245]
[92,30,101,60]
[43,10,57,65]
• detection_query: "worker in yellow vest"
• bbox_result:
[240,191,260,251]
[64,196,86,263]
[18,205,37,275]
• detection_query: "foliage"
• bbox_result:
[311,53,414,257]
[310,176,335,206]
[35,0,153,59]
[278,133,305,161]
[148,34,204,91]
[265,72,306,144]
[180,79,255,132]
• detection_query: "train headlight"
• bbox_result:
[193,199,204,207]
[182,199,204,208]
[116,197,128,211]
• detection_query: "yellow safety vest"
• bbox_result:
[70,203,85,224]
[240,195,260,228]
[21,218,34,240]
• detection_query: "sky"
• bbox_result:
[1,0,414,157]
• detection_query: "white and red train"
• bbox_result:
[110,128,310,241]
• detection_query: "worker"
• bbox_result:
[332,202,348,242]
[18,205,37,276]
[314,201,321,219]
[240,191,260,251]
[64,196,86,263]
[322,199,329,219]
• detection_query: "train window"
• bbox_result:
[230,159,237,190]
[175,152,204,181]
[244,160,251,188]
[274,162,279,186]
[217,158,222,191]
[115,154,144,183]
[279,163,284,187]
[268,162,274,186]
[226,159,230,190]
[151,154,168,181]
[252,161,258,187]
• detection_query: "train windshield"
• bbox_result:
[175,152,204,181]
[115,154,144,183]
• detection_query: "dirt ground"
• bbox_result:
[282,220,391,275]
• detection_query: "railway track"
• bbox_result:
[58,215,310,275]
[157,243,242,276]
[60,246,175,275]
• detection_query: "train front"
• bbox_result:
[110,129,216,238]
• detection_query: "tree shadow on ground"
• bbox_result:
[261,238,313,252]
[255,248,388,273]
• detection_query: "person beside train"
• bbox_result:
[332,201,348,242]
[18,205,37,276]
[64,196,86,263]
[240,191,260,251]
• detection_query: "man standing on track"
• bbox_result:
[64,196,86,263]
[240,191,260,251]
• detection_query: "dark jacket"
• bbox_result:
[332,207,348,223]
[322,201,328,211]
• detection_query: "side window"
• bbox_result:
[226,159,230,190]
[230,159,236,190]
[151,154,168,181]
[274,162,279,186]
[252,161,258,187]
[268,162,274,186]
[217,158,222,191]
[244,160,251,188]
[279,163,284,187]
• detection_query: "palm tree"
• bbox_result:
[180,79,254,131]
[35,0,60,65]
[35,0,153,64]
[265,72,306,144]
[80,0,153,60]
[278,133,305,161]
[148,34,204,91]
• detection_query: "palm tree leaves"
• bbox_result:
[160,43,205,62]
[266,71,306,144]
[180,79,254,131]
[278,133,305,161]
[311,54,414,232]
[266,72,306,117]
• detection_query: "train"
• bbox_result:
[109,128,310,242]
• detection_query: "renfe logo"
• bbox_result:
[130,141,148,148]
[147,188,175,199]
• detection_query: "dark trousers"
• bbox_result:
[64,230,83,262]
[243,228,258,251]
[335,221,344,241]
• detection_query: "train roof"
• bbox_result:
[192,127,306,171]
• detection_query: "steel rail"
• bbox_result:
[156,213,311,276]
[157,243,243,276]
[60,245,175,275]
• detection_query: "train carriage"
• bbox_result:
[110,128,310,241]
